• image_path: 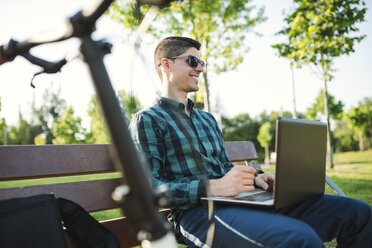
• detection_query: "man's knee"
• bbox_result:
[335,196,372,227]
[276,224,323,248]
[213,213,323,248]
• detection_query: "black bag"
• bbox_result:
[0,194,68,248]
[57,198,120,248]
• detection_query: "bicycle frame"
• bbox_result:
[1,0,177,247]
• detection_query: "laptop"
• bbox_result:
[201,117,327,209]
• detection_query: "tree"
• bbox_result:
[87,95,111,144]
[109,0,266,112]
[222,113,262,155]
[222,110,299,162]
[52,106,91,144]
[117,89,142,121]
[333,120,358,152]
[272,0,367,168]
[306,89,343,121]
[257,121,272,164]
[0,98,7,145]
[345,98,372,151]
[31,88,66,144]
[88,91,142,144]
[8,109,32,145]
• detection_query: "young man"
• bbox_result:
[129,36,372,247]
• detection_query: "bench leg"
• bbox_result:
[326,175,345,196]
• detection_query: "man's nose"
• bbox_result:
[195,62,205,72]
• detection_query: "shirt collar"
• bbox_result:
[158,97,194,113]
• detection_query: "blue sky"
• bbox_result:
[0,0,371,128]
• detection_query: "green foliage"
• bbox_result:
[257,121,272,148]
[273,0,366,167]
[109,0,266,110]
[52,106,91,144]
[0,117,6,145]
[333,121,358,152]
[346,101,371,133]
[0,89,67,145]
[34,133,47,145]
[0,97,6,145]
[331,97,372,152]
[8,110,32,145]
[344,97,372,151]
[222,110,293,161]
[110,0,265,73]
[87,95,111,144]
[272,0,366,79]
[31,88,67,144]
[117,89,142,121]
[88,90,142,144]
[306,89,344,121]
[257,121,272,162]
[190,87,205,110]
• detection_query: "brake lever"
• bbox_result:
[22,52,67,88]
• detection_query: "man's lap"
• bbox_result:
[179,194,372,248]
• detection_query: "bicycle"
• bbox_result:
[1,0,178,247]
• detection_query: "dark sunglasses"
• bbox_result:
[158,55,206,68]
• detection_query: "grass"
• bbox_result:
[1,150,371,247]
[334,149,372,164]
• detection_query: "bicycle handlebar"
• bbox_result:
[1,0,178,246]
[1,0,116,69]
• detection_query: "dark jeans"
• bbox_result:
[179,195,372,248]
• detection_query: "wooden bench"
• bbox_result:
[0,141,258,247]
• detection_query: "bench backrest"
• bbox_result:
[0,141,257,247]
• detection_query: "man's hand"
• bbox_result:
[255,172,275,191]
[209,165,256,196]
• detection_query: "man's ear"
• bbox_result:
[160,58,171,73]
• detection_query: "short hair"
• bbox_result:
[154,36,201,77]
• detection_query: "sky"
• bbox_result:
[0,0,371,129]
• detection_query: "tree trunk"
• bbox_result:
[3,124,7,145]
[359,130,364,151]
[322,70,334,168]
[264,146,269,164]
[202,70,210,112]
[290,64,297,119]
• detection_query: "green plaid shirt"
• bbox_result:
[129,97,233,223]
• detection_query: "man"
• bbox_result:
[130,36,372,247]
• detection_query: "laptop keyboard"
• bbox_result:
[237,191,273,202]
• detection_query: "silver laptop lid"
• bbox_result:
[274,117,327,208]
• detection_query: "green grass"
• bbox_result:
[334,149,372,164]
[0,172,122,189]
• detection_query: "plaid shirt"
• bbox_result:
[129,97,233,223]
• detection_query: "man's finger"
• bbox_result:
[255,176,269,190]
[236,165,256,174]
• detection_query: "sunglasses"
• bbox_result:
[158,55,206,68]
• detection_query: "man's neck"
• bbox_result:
[163,90,190,116]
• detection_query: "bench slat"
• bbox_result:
[0,144,116,181]
[0,141,259,248]
[0,179,121,212]
[224,141,258,162]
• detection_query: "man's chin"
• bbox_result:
[190,86,199,92]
